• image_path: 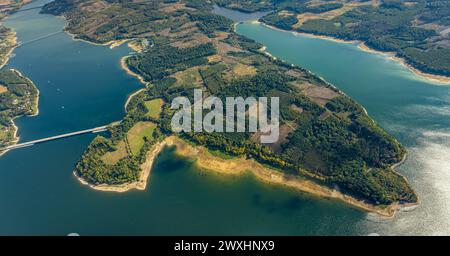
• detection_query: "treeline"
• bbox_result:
[0,70,38,118]
[152,50,414,204]
[261,13,298,30]
[74,93,165,185]
[41,0,77,15]
[213,0,343,13]
[221,33,264,52]
[189,11,234,36]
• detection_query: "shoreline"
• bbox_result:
[64,27,129,49]
[74,55,151,192]
[0,30,18,69]
[120,55,149,86]
[61,14,419,217]
[76,135,418,218]
[168,137,418,218]
[357,43,450,85]
[124,88,146,112]
[60,21,151,113]
[245,21,450,85]
[0,69,40,157]
[74,137,168,193]
[11,69,40,117]
[61,20,151,99]
[0,5,40,157]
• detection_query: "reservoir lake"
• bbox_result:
[0,1,449,235]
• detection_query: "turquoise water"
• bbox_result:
[0,1,449,235]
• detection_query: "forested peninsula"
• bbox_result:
[0,1,39,153]
[42,0,418,216]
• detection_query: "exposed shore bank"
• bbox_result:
[64,28,129,49]
[0,30,21,157]
[170,137,418,218]
[77,135,418,218]
[247,21,450,85]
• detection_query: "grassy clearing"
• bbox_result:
[127,121,157,155]
[101,140,129,165]
[144,98,163,119]
[293,2,367,28]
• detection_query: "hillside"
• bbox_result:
[216,0,450,77]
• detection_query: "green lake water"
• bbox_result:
[0,1,449,235]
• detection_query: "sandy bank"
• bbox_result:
[246,21,450,85]
[120,56,148,86]
[74,137,168,193]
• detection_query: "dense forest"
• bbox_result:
[217,0,450,77]
[43,0,418,206]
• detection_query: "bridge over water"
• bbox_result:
[16,31,64,47]
[0,122,120,152]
